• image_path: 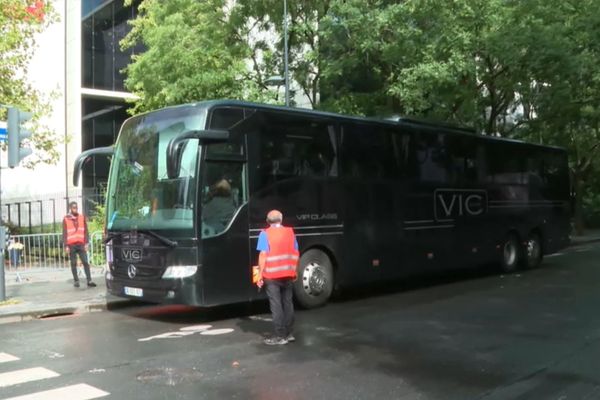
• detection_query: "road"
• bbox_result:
[1,242,599,400]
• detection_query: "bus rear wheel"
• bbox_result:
[294,249,334,309]
[522,232,543,269]
[500,233,520,273]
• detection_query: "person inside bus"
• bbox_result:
[201,178,236,236]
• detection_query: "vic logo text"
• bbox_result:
[121,248,142,262]
[434,189,487,220]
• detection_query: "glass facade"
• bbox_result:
[81,0,143,191]
[81,97,129,190]
[82,0,141,91]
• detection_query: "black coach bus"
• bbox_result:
[74,100,571,308]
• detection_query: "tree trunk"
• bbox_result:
[573,175,585,235]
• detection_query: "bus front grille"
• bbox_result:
[113,263,164,280]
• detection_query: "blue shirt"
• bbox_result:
[256,227,299,252]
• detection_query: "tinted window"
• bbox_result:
[253,112,337,190]
[543,152,568,199]
[340,124,402,180]
[447,136,486,185]
[206,107,246,157]
[416,131,452,184]
[487,143,524,184]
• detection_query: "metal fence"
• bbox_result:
[2,188,105,234]
[4,231,105,269]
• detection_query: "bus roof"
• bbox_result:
[144,99,567,153]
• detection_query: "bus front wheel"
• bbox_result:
[294,249,334,309]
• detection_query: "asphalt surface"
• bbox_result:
[1,242,599,400]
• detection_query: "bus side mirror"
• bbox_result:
[166,129,229,179]
[73,146,114,186]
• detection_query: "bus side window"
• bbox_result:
[254,112,337,190]
[417,131,451,184]
[207,107,246,156]
[340,124,398,180]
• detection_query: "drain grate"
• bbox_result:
[136,367,203,386]
[39,311,77,320]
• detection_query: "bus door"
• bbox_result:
[199,107,253,305]
[246,110,342,288]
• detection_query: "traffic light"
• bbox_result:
[7,107,33,168]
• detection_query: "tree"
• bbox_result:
[122,0,282,113]
[123,0,334,111]
[317,0,600,232]
[0,0,62,167]
[124,0,600,231]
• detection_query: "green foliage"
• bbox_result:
[123,0,600,230]
[87,199,106,266]
[122,0,276,113]
[0,0,63,167]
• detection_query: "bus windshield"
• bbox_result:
[106,106,206,232]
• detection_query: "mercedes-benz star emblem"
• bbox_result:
[128,264,137,279]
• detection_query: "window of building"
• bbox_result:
[82,0,140,91]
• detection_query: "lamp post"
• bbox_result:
[265,0,290,106]
[283,0,289,107]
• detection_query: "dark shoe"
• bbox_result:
[87,281,97,288]
[73,281,80,288]
[264,337,288,345]
[286,334,296,342]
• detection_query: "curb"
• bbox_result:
[0,298,137,325]
[0,305,79,325]
[568,238,600,247]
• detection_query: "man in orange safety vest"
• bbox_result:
[256,210,299,345]
[63,202,96,288]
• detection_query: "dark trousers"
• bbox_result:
[265,278,294,338]
[69,244,91,282]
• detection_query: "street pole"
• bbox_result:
[0,105,6,301]
[283,0,290,107]
[0,163,4,302]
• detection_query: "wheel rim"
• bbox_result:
[302,262,327,297]
[527,236,541,264]
[504,240,516,267]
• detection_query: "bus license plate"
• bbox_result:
[124,286,143,297]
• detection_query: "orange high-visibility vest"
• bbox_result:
[262,226,299,280]
[64,214,86,245]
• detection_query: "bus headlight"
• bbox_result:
[162,265,198,279]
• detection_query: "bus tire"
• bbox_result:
[500,233,520,273]
[293,249,334,309]
[522,231,543,269]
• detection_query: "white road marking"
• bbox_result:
[179,325,212,332]
[3,383,109,400]
[0,353,20,363]
[200,328,234,336]
[0,367,59,388]
[88,369,106,374]
[138,324,234,341]
[138,331,195,342]
[249,315,273,322]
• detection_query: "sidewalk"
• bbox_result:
[1,229,600,325]
[570,228,600,246]
[0,267,133,324]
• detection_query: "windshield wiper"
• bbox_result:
[139,229,178,247]
[103,230,178,248]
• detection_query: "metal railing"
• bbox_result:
[4,231,106,269]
